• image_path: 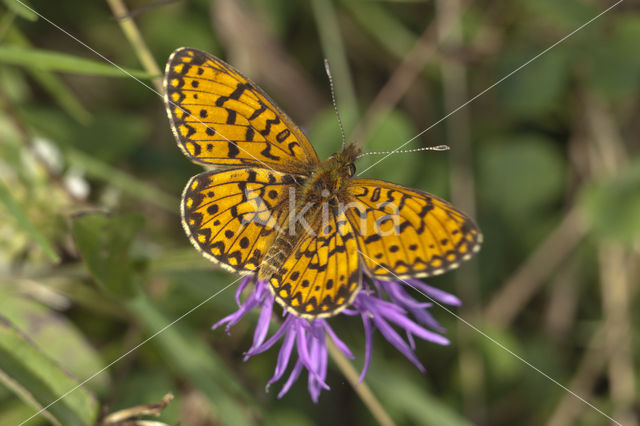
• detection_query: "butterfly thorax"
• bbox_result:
[258,144,361,283]
[299,143,361,204]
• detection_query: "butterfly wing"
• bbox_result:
[268,211,361,319]
[164,47,319,172]
[346,179,482,279]
[182,167,296,273]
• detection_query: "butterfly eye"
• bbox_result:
[348,163,356,177]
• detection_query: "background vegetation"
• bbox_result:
[0,0,638,425]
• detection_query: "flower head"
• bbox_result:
[213,273,460,402]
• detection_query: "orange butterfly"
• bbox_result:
[163,48,482,319]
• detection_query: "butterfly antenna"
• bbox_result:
[356,144,450,158]
[324,59,347,150]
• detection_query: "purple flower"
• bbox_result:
[212,273,460,402]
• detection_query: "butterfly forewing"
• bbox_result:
[164,47,319,171]
[346,179,482,279]
[181,167,294,273]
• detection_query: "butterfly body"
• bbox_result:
[258,144,360,283]
[164,48,482,319]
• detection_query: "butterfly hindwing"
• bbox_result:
[164,47,319,172]
[346,179,482,279]
[269,210,361,318]
[181,167,294,273]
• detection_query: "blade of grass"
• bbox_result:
[0,45,151,78]
[128,294,257,426]
[0,180,59,262]
[65,148,176,212]
[0,314,98,426]
[0,10,17,41]
[6,27,92,124]
[310,0,357,117]
[2,0,38,22]
[0,287,109,393]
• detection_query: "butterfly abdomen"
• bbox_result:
[259,232,295,281]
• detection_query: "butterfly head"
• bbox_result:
[303,144,361,203]
[327,143,361,178]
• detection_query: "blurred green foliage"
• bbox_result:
[0,0,639,425]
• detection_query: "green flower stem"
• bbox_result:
[326,337,395,426]
[105,0,163,92]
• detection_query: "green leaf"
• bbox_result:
[356,110,421,184]
[478,135,565,221]
[0,399,43,426]
[580,159,640,244]
[2,0,38,21]
[0,180,59,262]
[0,288,109,394]
[307,106,358,162]
[0,315,98,426]
[369,364,472,426]
[475,326,522,385]
[0,46,151,78]
[583,16,640,101]
[127,294,257,426]
[71,213,144,298]
[69,112,148,162]
[342,0,416,57]
[518,0,596,31]
[497,48,569,116]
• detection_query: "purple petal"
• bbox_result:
[312,321,328,381]
[250,293,274,350]
[385,281,432,310]
[308,329,329,402]
[212,305,253,334]
[324,321,354,359]
[235,275,253,307]
[384,283,446,331]
[340,307,359,316]
[381,305,449,346]
[359,312,373,383]
[296,324,329,389]
[382,281,445,331]
[370,311,426,372]
[407,307,445,333]
[318,337,328,383]
[406,330,416,350]
[372,279,384,295]
[405,279,462,306]
[278,359,304,398]
[365,296,408,315]
[295,323,313,370]
[245,315,293,358]
[268,325,297,386]
[213,280,265,334]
